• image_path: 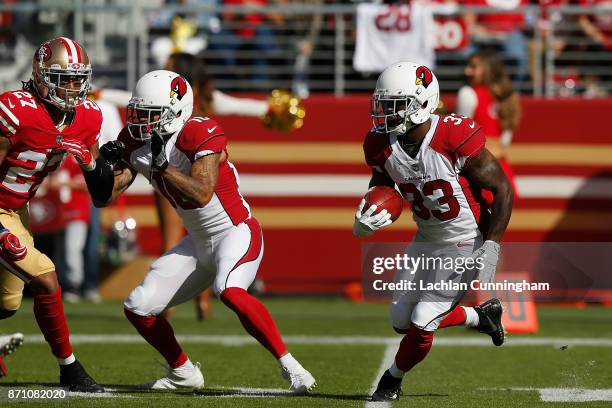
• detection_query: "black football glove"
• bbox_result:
[150,129,169,172]
[100,140,125,166]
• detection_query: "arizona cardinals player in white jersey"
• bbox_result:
[89,70,315,392]
[354,62,513,402]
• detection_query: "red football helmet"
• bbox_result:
[31,37,91,111]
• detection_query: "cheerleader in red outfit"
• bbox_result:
[457,50,520,205]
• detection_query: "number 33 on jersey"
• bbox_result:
[364,114,486,244]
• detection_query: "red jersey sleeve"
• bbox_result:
[176,117,227,162]
[432,115,485,171]
[0,91,22,146]
[363,129,392,172]
[78,100,103,148]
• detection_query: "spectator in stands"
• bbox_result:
[461,0,529,87]
[578,0,612,96]
[530,0,580,96]
[289,0,323,97]
[209,0,283,83]
[149,0,221,68]
[456,50,520,204]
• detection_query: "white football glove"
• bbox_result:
[470,240,500,283]
[353,199,392,237]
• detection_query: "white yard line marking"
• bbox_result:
[21,334,612,347]
[512,388,612,402]
[365,343,399,408]
[213,387,293,398]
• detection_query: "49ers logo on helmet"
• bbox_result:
[37,43,52,62]
[415,66,433,88]
[170,76,187,100]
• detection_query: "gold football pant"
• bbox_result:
[0,208,55,311]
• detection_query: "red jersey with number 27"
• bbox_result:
[364,114,486,244]
[0,90,101,210]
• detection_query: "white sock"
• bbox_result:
[57,353,76,366]
[388,361,405,379]
[278,353,299,370]
[463,306,480,328]
[176,358,194,372]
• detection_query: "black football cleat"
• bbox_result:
[59,360,105,393]
[474,298,505,346]
[371,370,402,402]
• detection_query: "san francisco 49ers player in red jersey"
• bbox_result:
[94,70,315,392]
[354,62,514,402]
[0,37,109,391]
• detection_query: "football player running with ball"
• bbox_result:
[354,62,513,402]
[0,37,108,391]
[91,70,315,392]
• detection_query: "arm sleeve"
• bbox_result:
[212,90,269,117]
[0,93,20,146]
[453,124,485,171]
[83,158,115,206]
[456,86,478,118]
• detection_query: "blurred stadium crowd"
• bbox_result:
[0,0,611,96]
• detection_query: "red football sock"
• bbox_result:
[124,309,187,368]
[394,324,435,372]
[33,288,73,359]
[0,356,7,377]
[438,307,467,329]
[220,287,287,359]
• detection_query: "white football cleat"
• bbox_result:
[0,333,24,357]
[141,361,204,390]
[281,365,316,394]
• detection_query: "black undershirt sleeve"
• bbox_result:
[83,157,115,206]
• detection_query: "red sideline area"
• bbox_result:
[116,95,612,294]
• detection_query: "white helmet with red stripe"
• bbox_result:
[31,37,92,111]
[371,62,439,135]
[126,70,194,140]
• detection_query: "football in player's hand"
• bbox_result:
[363,186,404,222]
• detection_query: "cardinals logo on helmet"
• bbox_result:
[415,66,433,88]
[37,43,52,62]
[170,76,187,101]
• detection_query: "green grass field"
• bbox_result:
[0,298,610,407]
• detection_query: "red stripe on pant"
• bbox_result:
[228,218,262,274]
[438,307,466,329]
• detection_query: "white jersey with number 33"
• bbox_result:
[364,114,487,244]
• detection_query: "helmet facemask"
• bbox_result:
[126,98,176,141]
[371,91,422,135]
[35,67,91,111]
